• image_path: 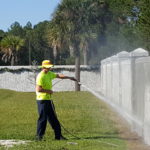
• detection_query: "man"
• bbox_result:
[36,60,77,141]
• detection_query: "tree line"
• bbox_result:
[0,0,149,66]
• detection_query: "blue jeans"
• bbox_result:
[36,100,61,139]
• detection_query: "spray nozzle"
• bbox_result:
[77,82,82,85]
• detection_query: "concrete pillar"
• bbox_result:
[105,57,111,98]
[117,51,130,107]
[143,57,150,145]
[130,48,149,136]
[100,59,107,95]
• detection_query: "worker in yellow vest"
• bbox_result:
[35,60,77,141]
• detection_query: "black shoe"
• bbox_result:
[55,135,67,140]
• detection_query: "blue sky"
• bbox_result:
[0,0,60,31]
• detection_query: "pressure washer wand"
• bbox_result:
[77,81,82,85]
[77,81,91,91]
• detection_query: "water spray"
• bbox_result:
[52,79,119,147]
[78,81,143,130]
[52,78,144,147]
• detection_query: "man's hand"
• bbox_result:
[36,85,53,94]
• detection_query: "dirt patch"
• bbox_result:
[110,108,150,150]
[0,140,30,148]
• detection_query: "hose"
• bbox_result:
[52,79,119,147]
[50,100,81,139]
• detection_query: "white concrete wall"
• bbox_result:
[0,66,101,92]
[100,48,150,145]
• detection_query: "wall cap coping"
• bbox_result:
[0,65,100,73]
[110,55,118,61]
[130,48,149,57]
[116,51,130,58]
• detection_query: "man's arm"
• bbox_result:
[36,85,53,94]
[56,74,77,82]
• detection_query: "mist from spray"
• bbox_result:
[79,82,143,130]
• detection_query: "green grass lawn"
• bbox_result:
[0,89,127,150]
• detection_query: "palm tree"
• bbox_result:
[47,0,110,90]
[47,21,63,64]
[0,35,24,65]
[80,29,97,65]
[49,0,85,91]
